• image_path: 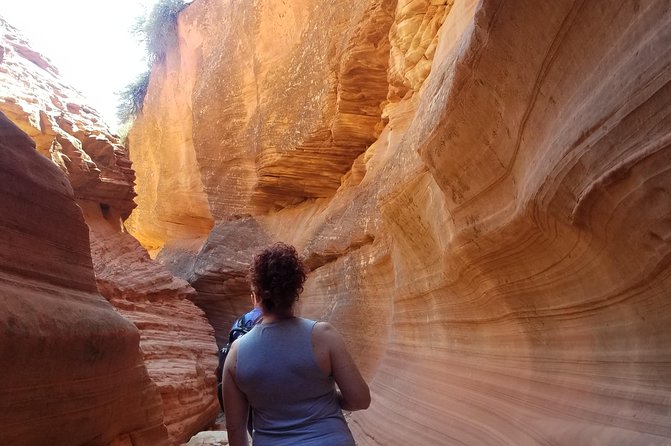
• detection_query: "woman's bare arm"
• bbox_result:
[313,322,371,411]
[222,342,250,446]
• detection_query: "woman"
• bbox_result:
[222,243,371,446]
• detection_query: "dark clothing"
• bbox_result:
[233,307,263,334]
[217,307,263,413]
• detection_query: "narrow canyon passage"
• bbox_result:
[1,1,670,445]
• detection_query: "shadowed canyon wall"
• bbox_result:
[0,112,169,445]
[0,17,218,444]
[128,0,671,444]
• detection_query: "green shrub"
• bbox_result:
[116,70,150,124]
[134,0,187,63]
[116,0,186,126]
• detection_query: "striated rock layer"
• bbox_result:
[84,202,220,444]
[0,112,169,445]
[0,17,136,219]
[125,0,396,252]
[130,0,671,444]
[0,18,219,444]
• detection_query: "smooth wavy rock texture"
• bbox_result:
[0,17,220,445]
[0,112,169,445]
[129,0,671,444]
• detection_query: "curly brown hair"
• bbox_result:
[249,243,307,315]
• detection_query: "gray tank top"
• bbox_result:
[235,317,355,446]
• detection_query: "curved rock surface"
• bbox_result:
[129,0,671,444]
[0,18,219,445]
[0,112,169,445]
[85,202,219,444]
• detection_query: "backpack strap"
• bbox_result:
[249,312,263,326]
[228,322,248,344]
[228,311,263,343]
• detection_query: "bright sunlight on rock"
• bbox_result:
[1,0,670,445]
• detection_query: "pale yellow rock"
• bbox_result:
[184,431,229,446]
[388,0,452,101]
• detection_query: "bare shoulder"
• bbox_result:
[313,320,334,329]
[312,321,343,344]
[313,320,335,335]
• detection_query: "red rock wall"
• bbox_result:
[0,112,169,445]
[84,201,219,444]
[0,17,136,219]
[0,17,219,445]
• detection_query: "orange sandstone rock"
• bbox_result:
[126,0,395,252]
[130,0,671,444]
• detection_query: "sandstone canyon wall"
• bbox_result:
[0,112,169,445]
[0,17,218,444]
[128,0,671,444]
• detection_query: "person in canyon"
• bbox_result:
[216,298,262,413]
[222,242,371,446]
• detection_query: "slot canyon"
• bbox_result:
[1,0,670,445]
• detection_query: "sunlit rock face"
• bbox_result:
[0,17,136,219]
[126,0,396,253]
[0,112,169,445]
[130,0,671,444]
[0,18,219,444]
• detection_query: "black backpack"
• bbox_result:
[216,313,261,411]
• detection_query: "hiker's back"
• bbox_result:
[236,317,354,446]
